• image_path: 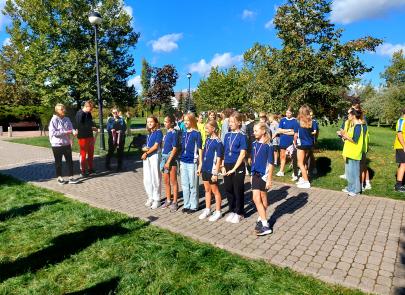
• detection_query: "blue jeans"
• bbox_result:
[180,162,199,210]
[345,158,361,194]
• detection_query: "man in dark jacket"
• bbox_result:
[75,101,97,176]
[106,108,127,171]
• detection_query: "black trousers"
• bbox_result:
[106,135,125,169]
[52,145,73,177]
[224,163,246,215]
[292,148,299,177]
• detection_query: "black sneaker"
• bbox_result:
[187,209,197,214]
[395,185,405,193]
[57,177,66,185]
[182,208,189,213]
[255,220,263,232]
[256,226,273,236]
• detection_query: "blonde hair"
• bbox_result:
[184,113,198,130]
[206,120,220,138]
[54,103,65,113]
[255,122,271,144]
[298,105,313,129]
[229,111,243,127]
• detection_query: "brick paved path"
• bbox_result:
[0,139,404,295]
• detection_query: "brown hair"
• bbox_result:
[208,111,216,120]
[165,115,176,128]
[223,108,234,119]
[206,120,220,138]
[298,105,313,129]
[146,115,159,133]
[229,111,243,127]
[184,113,198,130]
[255,122,271,144]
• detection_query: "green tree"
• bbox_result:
[2,0,139,108]
[141,58,152,99]
[381,50,405,87]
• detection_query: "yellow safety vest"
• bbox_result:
[342,123,364,161]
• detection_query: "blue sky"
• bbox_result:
[1,0,405,93]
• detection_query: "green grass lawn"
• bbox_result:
[8,123,403,201]
[0,174,361,294]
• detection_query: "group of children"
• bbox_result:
[142,105,320,236]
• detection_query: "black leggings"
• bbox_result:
[106,135,126,168]
[224,163,246,215]
[52,145,73,177]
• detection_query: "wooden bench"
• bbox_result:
[9,121,39,130]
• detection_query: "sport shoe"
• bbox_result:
[291,174,298,181]
[348,192,358,197]
[395,185,405,193]
[297,181,311,189]
[363,183,371,190]
[161,200,171,209]
[88,169,97,174]
[276,171,284,177]
[230,214,244,224]
[225,212,235,222]
[296,177,305,184]
[151,201,160,209]
[257,226,273,236]
[145,199,153,207]
[80,172,89,178]
[182,208,189,213]
[255,220,263,233]
[68,177,79,184]
[170,202,179,212]
[339,174,346,179]
[199,208,211,220]
[208,211,222,222]
[57,177,66,185]
[342,188,349,193]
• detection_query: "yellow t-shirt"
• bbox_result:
[197,122,207,147]
[394,117,405,150]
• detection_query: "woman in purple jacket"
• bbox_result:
[49,104,79,184]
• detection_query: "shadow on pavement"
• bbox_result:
[0,219,144,282]
[66,276,120,295]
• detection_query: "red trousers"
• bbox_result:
[78,137,95,173]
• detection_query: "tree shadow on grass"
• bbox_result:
[0,219,144,283]
[0,174,22,186]
[316,137,343,151]
[0,200,61,222]
[268,192,308,230]
[66,276,120,295]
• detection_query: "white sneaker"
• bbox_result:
[296,177,305,184]
[145,199,153,207]
[199,208,211,220]
[348,192,358,197]
[57,177,66,185]
[291,174,298,181]
[230,214,244,224]
[364,183,372,190]
[339,174,347,180]
[276,171,284,177]
[226,212,235,222]
[68,177,79,184]
[208,211,222,222]
[297,181,311,189]
[342,188,349,193]
[151,201,160,209]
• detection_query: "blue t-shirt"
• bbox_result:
[251,141,274,177]
[202,138,224,173]
[162,129,177,155]
[223,132,247,164]
[146,129,163,157]
[352,124,366,144]
[180,130,202,164]
[279,117,297,148]
[312,119,319,143]
[294,121,314,147]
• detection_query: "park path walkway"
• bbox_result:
[0,139,404,295]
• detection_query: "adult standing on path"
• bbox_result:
[48,103,79,184]
[75,101,98,177]
[105,108,126,171]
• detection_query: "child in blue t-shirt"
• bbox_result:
[198,120,224,222]
[180,113,203,213]
[221,112,248,224]
[142,115,163,209]
[251,122,274,236]
[160,115,179,212]
[294,105,314,189]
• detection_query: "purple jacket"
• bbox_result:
[49,115,73,147]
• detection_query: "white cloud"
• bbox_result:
[189,52,243,76]
[2,37,10,46]
[376,43,405,56]
[0,0,10,32]
[149,33,183,53]
[264,18,274,30]
[123,5,133,18]
[242,9,256,20]
[331,0,405,24]
[127,75,142,91]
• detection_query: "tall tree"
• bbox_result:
[140,58,152,99]
[381,50,405,87]
[145,65,178,114]
[2,0,139,108]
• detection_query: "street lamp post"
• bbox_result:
[187,72,192,112]
[89,11,105,150]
